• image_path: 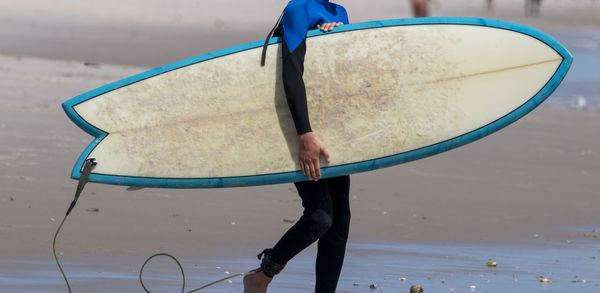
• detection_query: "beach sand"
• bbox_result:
[0,0,599,292]
[1,0,599,67]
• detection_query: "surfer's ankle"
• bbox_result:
[243,248,284,292]
[257,249,285,278]
[243,271,271,293]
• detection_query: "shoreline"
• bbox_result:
[3,238,598,293]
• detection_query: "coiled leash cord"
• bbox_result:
[139,253,259,293]
[53,158,259,292]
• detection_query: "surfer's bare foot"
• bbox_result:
[243,271,272,293]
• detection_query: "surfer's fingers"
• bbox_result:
[309,162,317,181]
[330,22,343,30]
[326,22,337,31]
[306,160,316,181]
[318,23,329,32]
[300,161,307,176]
[312,158,321,180]
[321,147,331,163]
[318,22,338,32]
[301,160,311,179]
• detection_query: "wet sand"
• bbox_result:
[2,240,599,292]
[1,0,599,292]
[1,53,599,292]
[1,0,599,67]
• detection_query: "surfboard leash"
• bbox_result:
[52,157,259,292]
[53,158,96,293]
[139,253,260,293]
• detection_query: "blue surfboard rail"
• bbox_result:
[62,17,573,188]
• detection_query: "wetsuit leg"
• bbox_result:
[270,179,334,265]
[315,175,351,293]
[268,175,350,293]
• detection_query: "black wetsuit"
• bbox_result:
[270,176,351,292]
[261,1,351,292]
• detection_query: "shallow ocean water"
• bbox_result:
[3,235,599,293]
[336,240,600,293]
[545,29,600,111]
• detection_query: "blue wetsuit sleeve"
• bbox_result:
[281,4,310,54]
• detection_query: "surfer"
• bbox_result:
[525,0,542,16]
[411,0,428,17]
[244,1,350,292]
[486,0,495,14]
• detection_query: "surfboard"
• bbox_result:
[62,17,572,188]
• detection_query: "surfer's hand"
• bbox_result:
[298,132,331,181]
[317,22,343,32]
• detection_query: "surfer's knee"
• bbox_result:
[319,211,350,247]
[309,209,333,240]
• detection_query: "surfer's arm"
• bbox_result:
[282,38,311,135]
[281,6,312,135]
[280,2,348,136]
[281,4,346,180]
[281,15,328,180]
[282,33,327,180]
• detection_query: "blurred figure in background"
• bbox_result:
[411,0,428,17]
[486,0,495,13]
[525,0,542,16]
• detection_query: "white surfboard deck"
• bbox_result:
[63,17,572,188]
